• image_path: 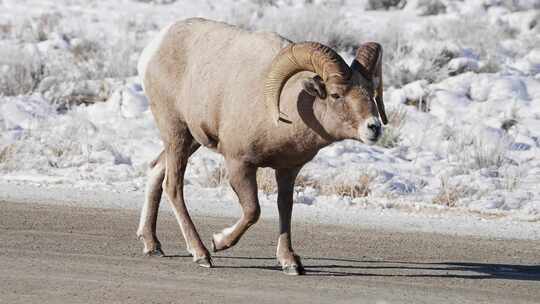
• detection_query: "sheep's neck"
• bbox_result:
[296,95,337,150]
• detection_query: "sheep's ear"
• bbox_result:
[302,76,327,99]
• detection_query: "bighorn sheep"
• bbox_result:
[136,18,387,275]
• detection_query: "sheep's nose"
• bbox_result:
[367,120,381,140]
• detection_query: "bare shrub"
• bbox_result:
[416,0,446,16]
[375,13,516,87]
[376,27,454,87]
[482,0,540,11]
[230,3,360,54]
[498,164,526,192]
[15,12,63,42]
[37,78,122,108]
[470,137,509,170]
[62,33,139,81]
[0,46,44,96]
[366,0,407,10]
[251,0,279,6]
[376,105,407,148]
[295,173,320,189]
[447,130,512,172]
[1,9,140,99]
[419,17,515,74]
[70,38,102,63]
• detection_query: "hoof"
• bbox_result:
[282,264,305,276]
[211,235,230,252]
[144,248,165,257]
[195,256,213,268]
[280,254,305,275]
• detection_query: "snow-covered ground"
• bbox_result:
[1,0,540,235]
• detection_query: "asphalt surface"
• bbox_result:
[0,201,539,303]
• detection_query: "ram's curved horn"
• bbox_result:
[264,42,351,125]
[352,42,388,125]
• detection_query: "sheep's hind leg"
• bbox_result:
[136,141,199,257]
[137,151,166,257]
[211,159,260,252]
[163,129,210,267]
[275,167,304,275]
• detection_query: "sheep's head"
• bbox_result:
[265,42,387,145]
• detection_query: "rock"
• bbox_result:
[447,57,480,75]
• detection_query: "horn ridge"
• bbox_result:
[264,42,350,125]
[354,42,388,125]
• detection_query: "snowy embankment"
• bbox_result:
[1,0,540,236]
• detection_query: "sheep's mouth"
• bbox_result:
[363,136,380,146]
[357,117,382,145]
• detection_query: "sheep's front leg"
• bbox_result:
[212,159,260,252]
[275,167,304,275]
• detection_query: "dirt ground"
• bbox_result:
[0,201,539,304]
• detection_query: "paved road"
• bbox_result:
[0,201,539,303]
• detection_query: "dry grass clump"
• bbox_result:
[499,165,525,192]
[403,97,430,112]
[432,186,460,207]
[257,167,277,193]
[0,144,16,165]
[202,165,279,193]
[0,22,13,39]
[446,130,511,172]
[205,162,228,188]
[257,169,374,198]
[203,164,374,199]
[432,177,475,207]
[320,175,373,198]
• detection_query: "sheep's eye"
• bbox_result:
[330,93,340,99]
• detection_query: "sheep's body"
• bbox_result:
[140,18,328,169]
[136,18,384,275]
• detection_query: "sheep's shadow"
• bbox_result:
[208,255,540,281]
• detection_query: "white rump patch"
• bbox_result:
[137,23,174,91]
